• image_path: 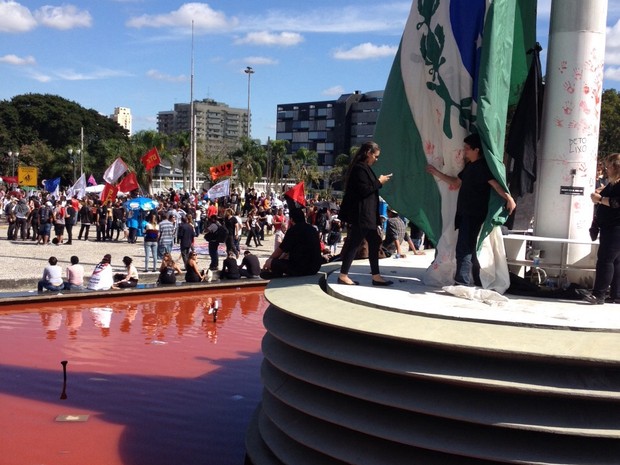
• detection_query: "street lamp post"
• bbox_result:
[68,148,76,183]
[244,66,254,139]
[9,150,19,180]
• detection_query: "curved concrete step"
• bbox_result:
[261,389,505,465]
[263,306,620,400]
[261,365,620,464]
[262,334,620,438]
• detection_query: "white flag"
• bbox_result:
[207,179,230,199]
[103,158,128,184]
[69,174,87,200]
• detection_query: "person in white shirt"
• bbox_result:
[37,256,64,292]
[112,256,139,289]
[88,254,114,291]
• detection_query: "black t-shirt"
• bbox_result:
[456,158,494,219]
[279,222,323,276]
[595,182,620,227]
[241,254,261,276]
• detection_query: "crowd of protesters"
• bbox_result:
[4,183,427,293]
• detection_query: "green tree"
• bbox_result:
[231,137,266,189]
[599,88,620,159]
[268,139,288,192]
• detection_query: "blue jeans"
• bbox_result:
[144,241,158,271]
[593,225,620,299]
[38,281,63,292]
[454,215,484,286]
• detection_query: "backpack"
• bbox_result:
[205,223,228,243]
[39,206,52,224]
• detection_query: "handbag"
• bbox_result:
[589,218,599,241]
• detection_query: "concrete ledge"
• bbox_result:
[246,266,620,465]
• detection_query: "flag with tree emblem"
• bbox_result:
[374,0,536,290]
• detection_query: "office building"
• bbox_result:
[157,98,248,157]
[111,107,132,135]
[276,90,383,167]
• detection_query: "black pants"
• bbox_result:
[78,224,90,240]
[593,225,620,299]
[65,224,74,243]
[339,225,381,276]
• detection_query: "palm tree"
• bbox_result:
[130,130,168,193]
[231,137,266,189]
[269,139,288,193]
[288,147,320,187]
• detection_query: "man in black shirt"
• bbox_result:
[239,250,261,278]
[261,208,322,278]
[427,133,516,286]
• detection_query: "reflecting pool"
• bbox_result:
[0,287,268,465]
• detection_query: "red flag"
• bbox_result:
[100,182,119,204]
[118,172,139,193]
[141,147,161,171]
[284,181,306,207]
[209,160,233,181]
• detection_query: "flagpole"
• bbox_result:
[189,20,195,193]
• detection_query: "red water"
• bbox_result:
[0,288,268,465]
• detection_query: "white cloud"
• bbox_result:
[322,85,345,96]
[34,5,92,30]
[604,67,620,82]
[146,69,187,82]
[239,3,409,34]
[55,68,132,81]
[234,31,303,46]
[332,43,397,60]
[606,19,620,66]
[241,56,278,66]
[127,3,238,32]
[27,70,52,82]
[0,1,36,32]
[0,54,35,65]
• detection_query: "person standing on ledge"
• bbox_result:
[426,133,516,286]
[337,141,394,286]
[581,153,620,304]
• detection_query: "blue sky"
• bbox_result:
[1,0,619,145]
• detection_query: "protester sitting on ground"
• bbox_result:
[383,208,407,257]
[221,251,241,280]
[64,255,84,290]
[239,250,261,278]
[37,256,64,293]
[185,251,206,283]
[260,208,323,279]
[112,256,139,289]
[158,252,182,285]
[87,254,114,291]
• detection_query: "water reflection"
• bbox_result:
[0,287,268,465]
[25,289,268,343]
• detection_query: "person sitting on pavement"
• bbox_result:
[64,255,85,290]
[221,251,241,280]
[260,208,323,279]
[239,250,261,278]
[87,254,114,291]
[37,256,64,292]
[112,256,139,289]
[158,252,182,285]
[383,208,407,257]
[185,251,206,283]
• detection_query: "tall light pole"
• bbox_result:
[68,148,76,183]
[9,151,19,179]
[244,66,254,139]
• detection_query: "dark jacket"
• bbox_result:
[339,162,382,230]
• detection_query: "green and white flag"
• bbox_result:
[375,0,535,290]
